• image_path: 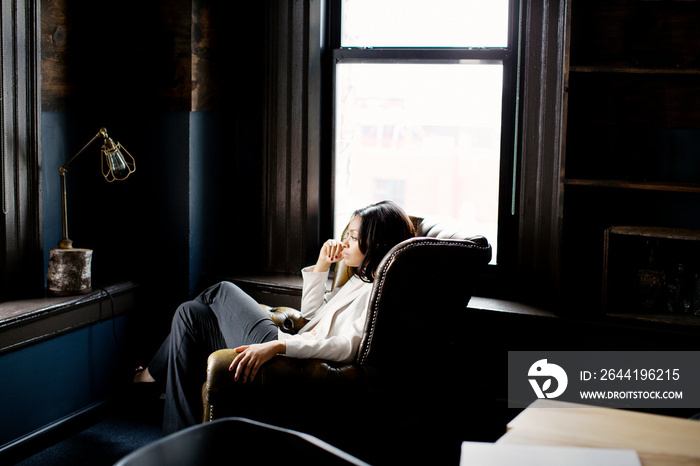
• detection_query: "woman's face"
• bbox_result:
[342,215,364,268]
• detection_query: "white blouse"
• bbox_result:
[277,266,372,363]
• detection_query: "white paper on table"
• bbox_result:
[460,441,642,466]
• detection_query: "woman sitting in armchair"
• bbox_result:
[134,200,415,434]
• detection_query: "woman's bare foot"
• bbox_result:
[134,366,156,383]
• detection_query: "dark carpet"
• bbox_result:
[13,387,164,466]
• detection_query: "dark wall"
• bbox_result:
[0,315,128,449]
[41,1,267,347]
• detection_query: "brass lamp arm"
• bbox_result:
[60,128,109,172]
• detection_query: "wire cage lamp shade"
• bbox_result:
[101,135,135,182]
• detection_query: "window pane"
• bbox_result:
[334,62,502,263]
[341,0,510,48]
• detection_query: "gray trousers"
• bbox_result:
[148,281,278,434]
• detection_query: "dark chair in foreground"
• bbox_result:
[114,417,369,466]
[202,218,492,463]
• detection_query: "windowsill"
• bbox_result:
[218,272,700,351]
[467,296,556,318]
[226,273,303,295]
[0,281,138,354]
[224,273,557,318]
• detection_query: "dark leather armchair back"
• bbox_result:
[358,234,491,368]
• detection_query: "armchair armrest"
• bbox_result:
[260,304,307,334]
[205,349,366,391]
[203,349,368,422]
[203,349,305,422]
[203,349,301,395]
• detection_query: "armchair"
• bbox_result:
[202,218,492,460]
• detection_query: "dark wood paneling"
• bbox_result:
[1,0,42,300]
[517,0,568,306]
[570,0,700,70]
[40,0,69,110]
[263,0,322,274]
[191,1,267,111]
[41,0,192,112]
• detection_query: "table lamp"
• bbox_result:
[47,127,135,296]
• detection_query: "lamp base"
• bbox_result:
[47,248,93,296]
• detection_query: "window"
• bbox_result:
[331,0,520,265]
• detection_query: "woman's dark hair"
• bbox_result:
[352,200,415,282]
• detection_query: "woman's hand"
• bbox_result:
[228,340,286,383]
[313,239,346,272]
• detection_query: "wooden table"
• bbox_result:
[497,399,700,466]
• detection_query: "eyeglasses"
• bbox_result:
[341,232,359,243]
